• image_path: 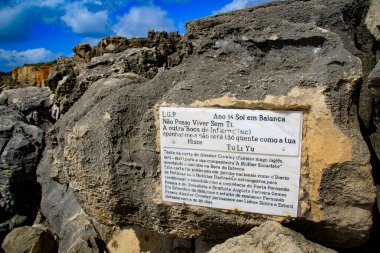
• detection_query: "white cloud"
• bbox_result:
[0,0,64,42]
[61,2,112,37]
[0,48,59,71]
[0,1,175,42]
[0,0,119,41]
[213,0,274,14]
[113,6,175,38]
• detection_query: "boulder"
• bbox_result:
[0,215,28,246]
[0,87,53,244]
[0,87,54,129]
[0,105,43,224]
[38,0,377,250]
[208,221,336,253]
[96,36,130,55]
[73,44,93,62]
[1,226,57,253]
[106,227,192,253]
[0,87,52,114]
[0,73,18,92]
[37,148,110,253]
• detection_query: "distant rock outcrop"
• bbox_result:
[49,30,186,118]
[0,73,18,93]
[11,64,54,88]
[73,31,183,63]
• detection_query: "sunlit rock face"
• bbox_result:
[11,65,53,88]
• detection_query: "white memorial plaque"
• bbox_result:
[159,107,303,217]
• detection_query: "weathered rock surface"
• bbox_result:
[365,0,380,40]
[208,221,336,253]
[106,227,194,253]
[1,226,57,253]
[74,30,181,62]
[37,0,378,251]
[73,44,93,62]
[0,105,43,223]
[0,87,55,246]
[0,73,18,93]
[48,31,185,118]
[0,87,54,130]
[368,61,380,167]
[369,61,380,90]
[0,87,52,113]
[37,149,108,253]
[0,215,28,247]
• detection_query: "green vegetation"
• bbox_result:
[21,60,57,68]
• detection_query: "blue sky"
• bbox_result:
[0,0,273,72]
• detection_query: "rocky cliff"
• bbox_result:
[0,73,18,93]
[11,64,54,88]
[1,0,380,252]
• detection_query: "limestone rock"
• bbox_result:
[48,31,182,118]
[38,0,376,250]
[1,226,57,253]
[106,227,191,253]
[365,0,380,40]
[0,87,54,129]
[73,43,93,62]
[11,64,53,88]
[0,87,53,244]
[0,105,43,225]
[208,221,336,253]
[95,31,181,57]
[46,57,77,92]
[0,215,28,247]
[37,148,110,253]
[67,235,106,253]
[369,61,380,92]
[0,72,18,92]
[0,87,52,113]
[368,61,380,164]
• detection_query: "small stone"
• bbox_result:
[2,226,57,253]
